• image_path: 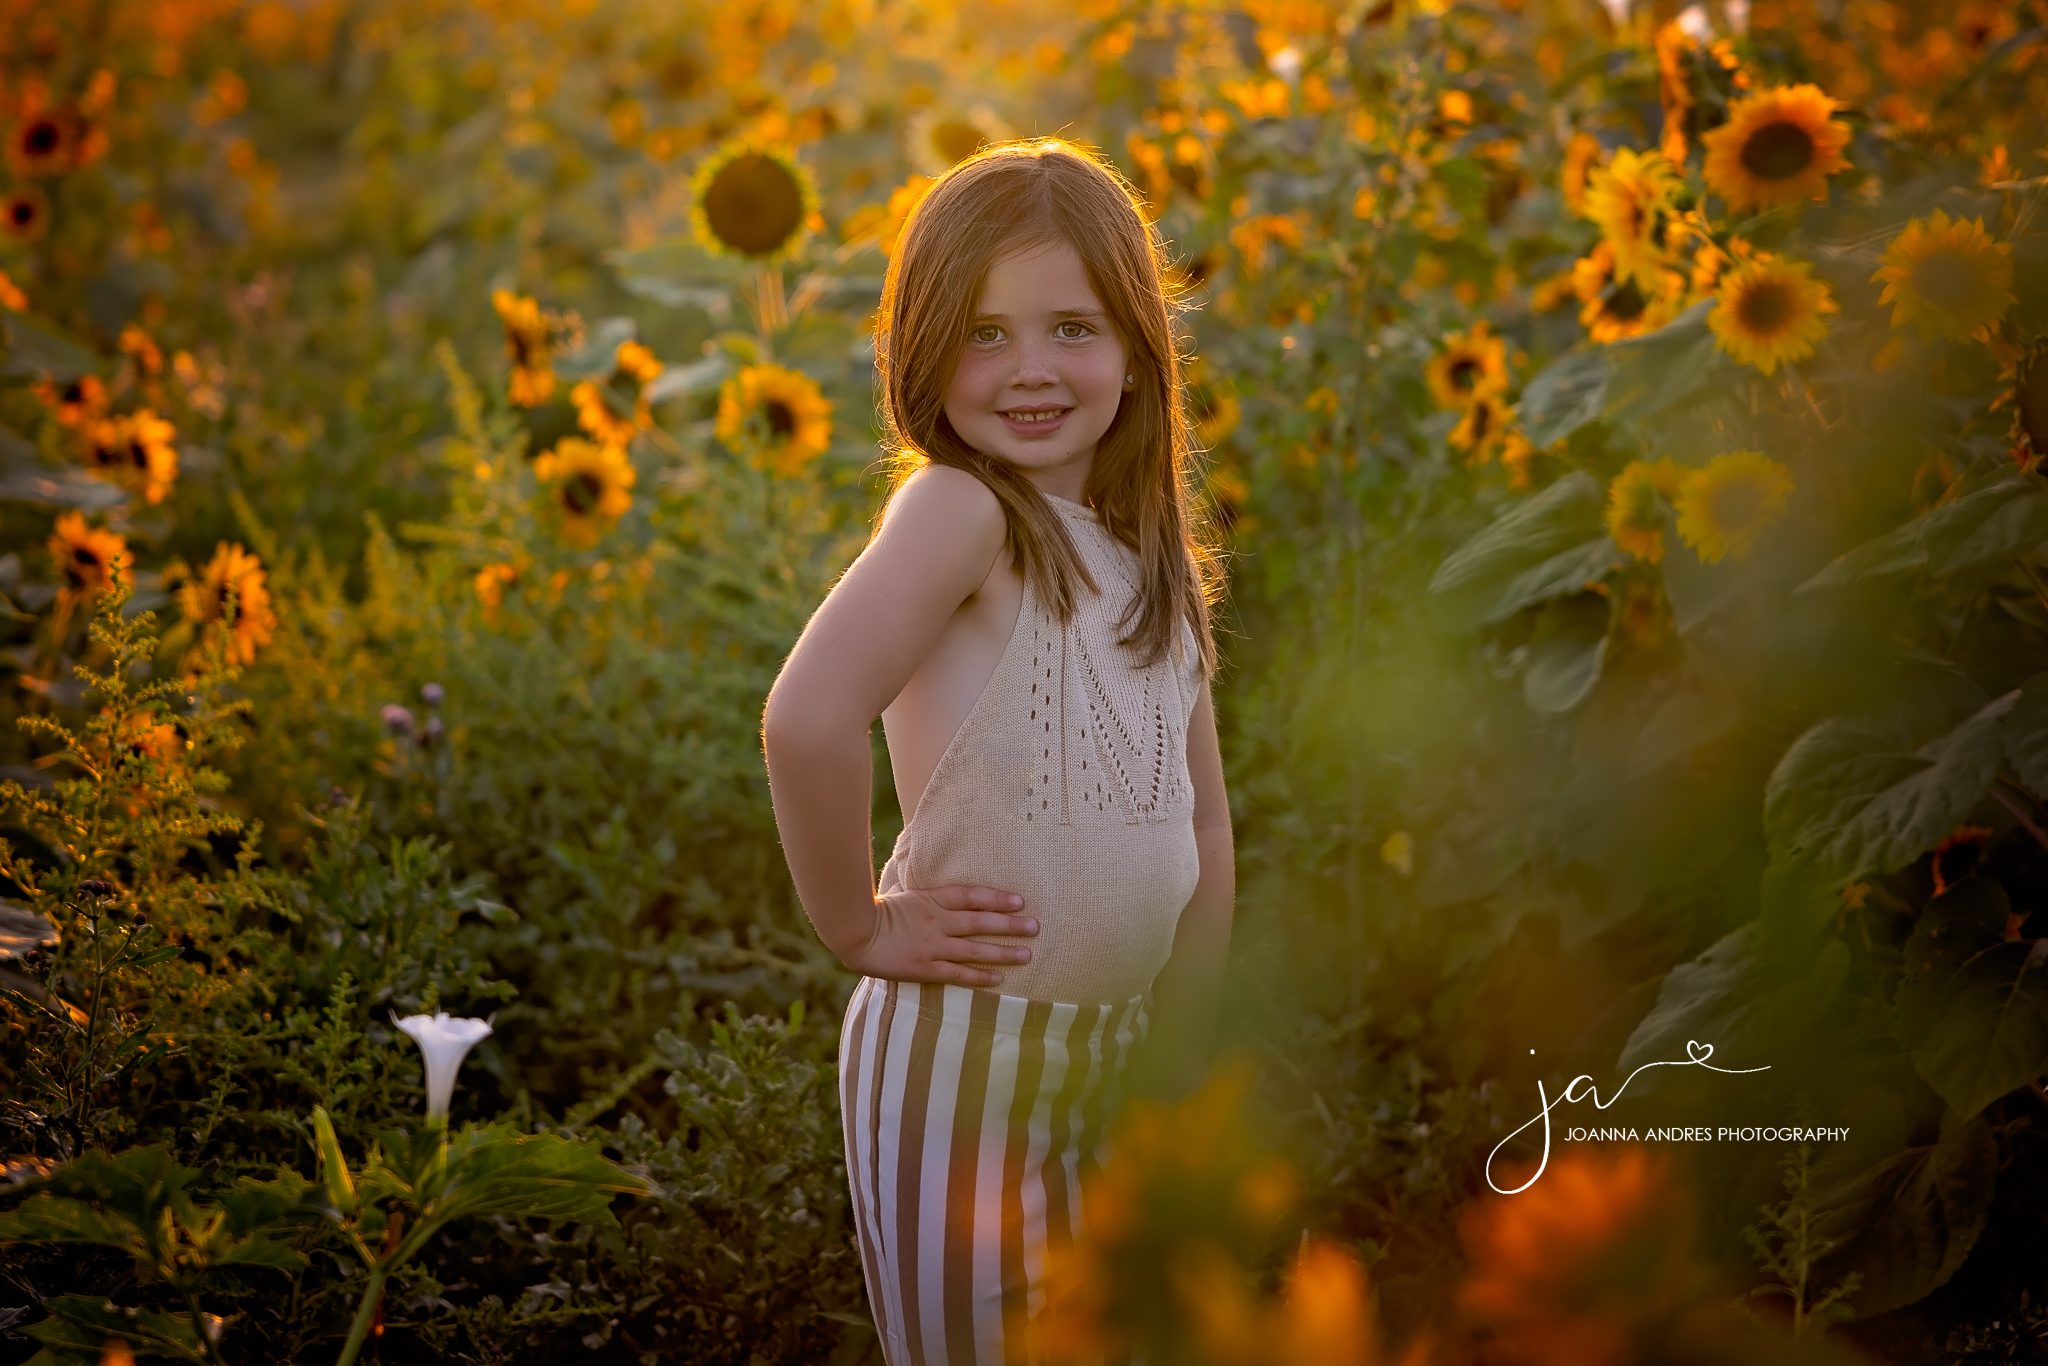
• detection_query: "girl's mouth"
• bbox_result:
[1000,406,1070,435]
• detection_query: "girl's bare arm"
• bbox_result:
[1145,683,1235,1080]
[762,465,1040,986]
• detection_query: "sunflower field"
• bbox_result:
[2,0,2047,1362]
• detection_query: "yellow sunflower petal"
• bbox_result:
[1700,84,1851,214]
[1870,209,2015,342]
[1674,451,1793,564]
[1708,256,1836,375]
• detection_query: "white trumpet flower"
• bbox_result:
[393,1012,492,1124]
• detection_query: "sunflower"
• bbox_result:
[83,409,179,504]
[48,512,130,605]
[1425,321,1509,410]
[614,340,663,385]
[691,141,817,260]
[716,364,834,476]
[1450,392,1515,464]
[1584,148,1683,289]
[7,104,85,177]
[533,437,635,545]
[571,381,640,446]
[1708,255,1836,375]
[2,185,49,243]
[1701,84,1851,214]
[1560,131,1605,216]
[1605,458,1685,563]
[1574,242,1688,343]
[492,289,559,407]
[179,542,277,667]
[842,174,936,258]
[1870,209,2015,342]
[0,268,24,311]
[36,374,108,428]
[1675,450,1793,564]
[906,104,1007,176]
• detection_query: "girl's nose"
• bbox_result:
[1009,336,1058,387]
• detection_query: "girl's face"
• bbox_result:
[943,238,1131,497]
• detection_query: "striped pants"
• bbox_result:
[839,976,1149,1366]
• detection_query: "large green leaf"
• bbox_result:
[0,316,99,383]
[1809,1111,1999,1317]
[1429,471,1606,620]
[2003,668,2048,795]
[1894,877,2048,1121]
[1517,346,1610,447]
[1798,470,2047,592]
[1762,692,2018,881]
[1601,299,1719,427]
[1521,592,1608,713]
[1617,919,1848,1081]
[1482,538,1621,624]
[27,1295,210,1363]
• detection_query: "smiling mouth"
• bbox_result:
[1001,407,1070,425]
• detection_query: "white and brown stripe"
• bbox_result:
[839,976,1149,1366]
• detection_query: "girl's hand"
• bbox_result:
[838,886,1039,988]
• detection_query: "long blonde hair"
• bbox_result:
[874,138,1218,674]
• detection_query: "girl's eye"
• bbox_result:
[972,325,1004,344]
[1056,322,1093,339]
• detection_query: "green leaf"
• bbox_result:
[0,316,99,383]
[1517,347,1610,447]
[0,1194,139,1247]
[126,944,185,968]
[1798,470,2047,593]
[1763,693,2018,881]
[2006,669,2048,794]
[1482,537,1621,624]
[312,1106,358,1217]
[1617,919,1848,1080]
[1522,592,1608,714]
[1894,877,2048,1121]
[1430,471,1606,601]
[1601,299,1719,427]
[1810,1111,1999,1317]
[554,317,637,381]
[393,1125,647,1258]
[33,1295,210,1363]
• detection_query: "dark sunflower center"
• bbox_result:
[1909,252,1982,310]
[1739,122,1815,181]
[703,153,805,257]
[1709,477,1767,531]
[124,440,150,470]
[23,120,61,156]
[1735,278,1797,334]
[930,120,985,166]
[1468,404,1493,441]
[1603,278,1648,323]
[765,398,797,439]
[657,51,703,98]
[8,198,36,227]
[74,546,101,570]
[1448,358,1480,392]
[61,381,86,404]
[563,472,605,515]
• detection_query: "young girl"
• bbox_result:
[762,139,1234,1366]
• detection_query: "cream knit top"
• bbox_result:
[878,492,1204,1005]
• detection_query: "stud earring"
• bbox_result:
[1124,373,1135,386]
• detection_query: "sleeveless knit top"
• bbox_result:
[878,492,1205,1005]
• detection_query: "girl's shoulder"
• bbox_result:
[880,462,1005,540]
